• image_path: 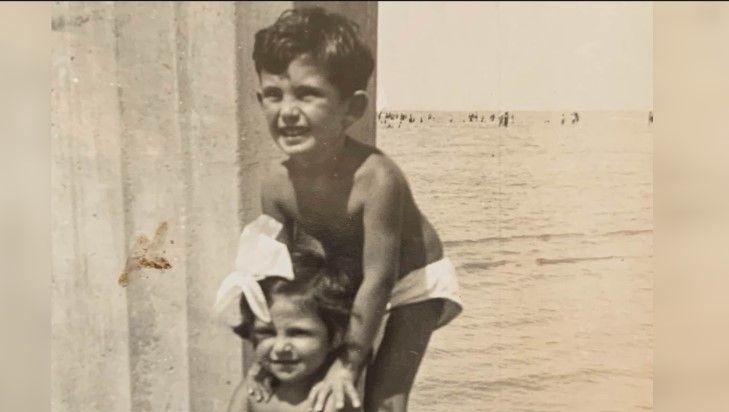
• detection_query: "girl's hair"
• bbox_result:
[252,6,375,98]
[233,249,357,345]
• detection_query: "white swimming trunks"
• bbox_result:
[387,257,463,329]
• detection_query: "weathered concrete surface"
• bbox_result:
[51,3,132,411]
[51,2,376,411]
[173,3,250,411]
[113,4,193,411]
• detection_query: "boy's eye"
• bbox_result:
[261,88,282,101]
[296,87,323,100]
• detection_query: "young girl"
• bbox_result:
[226,250,360,412]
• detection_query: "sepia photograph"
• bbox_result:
[50,2,653,411]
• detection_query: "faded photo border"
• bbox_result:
[1,2,729,411]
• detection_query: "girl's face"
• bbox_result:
[252,294,333,383]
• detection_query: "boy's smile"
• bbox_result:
[257,54,364,165]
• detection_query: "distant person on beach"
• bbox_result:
[648,111,653,124]
[572,112,579,124]
[243,8,463,411]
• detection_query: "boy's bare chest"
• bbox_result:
[282,174,364,244]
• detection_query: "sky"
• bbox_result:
[376,2,653,111]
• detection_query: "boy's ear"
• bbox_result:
[343,90,369,126]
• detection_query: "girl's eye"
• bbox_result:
[288,328,312,337]
[253,327,275,338]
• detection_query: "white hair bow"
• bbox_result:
[214,215,293,323]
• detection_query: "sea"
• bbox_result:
[376,111,653,411]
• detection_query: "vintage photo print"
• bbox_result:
[51,2,652,411]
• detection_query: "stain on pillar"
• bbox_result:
[118,221,172,287]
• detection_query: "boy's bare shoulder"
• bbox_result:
[262,160,290,185]
[261,160,291,198]
[355,151,408,190]
[260,160,295,221]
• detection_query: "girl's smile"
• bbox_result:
[253,294,334,384]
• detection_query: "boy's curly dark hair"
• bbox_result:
[252,6,375,98]
[233,249,358,346]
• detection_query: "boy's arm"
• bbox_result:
[343,168,404,374]
[261,168,292,246]
[309,168,403,411]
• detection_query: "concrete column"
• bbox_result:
[51,2,377,411]
[174,3,244,411]
[51,3,132,411]
[113,3,192,410]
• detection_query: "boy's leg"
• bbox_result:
[363,299,442,412]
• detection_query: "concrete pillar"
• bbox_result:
[51,3,132,411]
[51,2,376,411]
[174,3,244,411]
[113,3,192,410]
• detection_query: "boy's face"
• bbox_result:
[257,54,363,162]
[253,294,333,384]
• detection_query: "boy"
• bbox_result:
[247,7,462,411]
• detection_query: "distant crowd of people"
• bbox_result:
[377,110,655,128]
[377,111,518,128]
[557,112,580,125]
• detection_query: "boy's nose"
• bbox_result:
[279,101,301,126]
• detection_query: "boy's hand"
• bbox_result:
[246,361,273,403]
[307,359,361,411]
